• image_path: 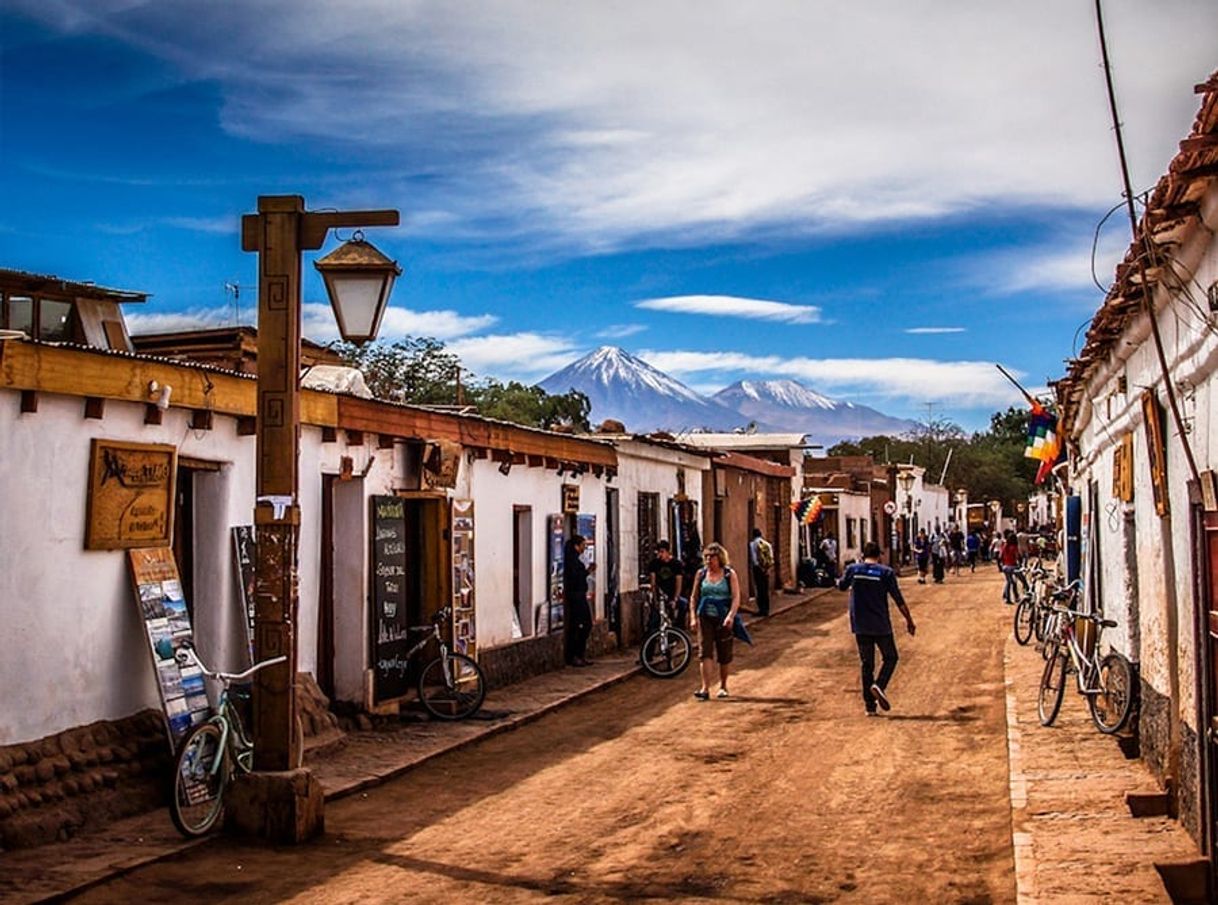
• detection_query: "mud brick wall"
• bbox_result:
[1137,679,1204,845]
[0,710,171,851]
[479,622,616,690]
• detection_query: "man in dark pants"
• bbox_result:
[563,534,595,666]
[837,541,916,715]
[748,528,773,617]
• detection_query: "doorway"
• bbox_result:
[1196,508,1218,888]
[317,474,337,699]
[513,506,533,638]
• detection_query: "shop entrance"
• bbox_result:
[1196,508,1218,889]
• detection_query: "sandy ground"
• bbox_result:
[69,570,1016,904]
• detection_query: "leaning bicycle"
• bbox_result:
[169,643,289,837]
[1012,562,1052,646]
[640,590,693,678]
[408,606,487,720]
[1037,592,1134,734]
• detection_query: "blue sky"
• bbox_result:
[2,1,1214,429]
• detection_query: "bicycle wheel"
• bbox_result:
[418,653,486,720]
[1033,604,1048,644]
[1088,652,1134,735]
[1037,645,1068,727]
[640,627,693,678]
[1013,599,1034,646]
[170,722,229,837]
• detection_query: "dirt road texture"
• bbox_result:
[68,570,1020,904]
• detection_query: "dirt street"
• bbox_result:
[71,570,1016,904]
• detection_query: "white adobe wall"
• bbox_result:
[0,392,256,745]
[468,459,608,651]
[835,491,872,563]
[1069,180,1218,736]
[614,444,708,595]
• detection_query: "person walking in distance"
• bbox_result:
[819,532,839,578]
[965,529,981,573]
[999,530,1025,605]
[838,541,916,716]
[912,529,930,584]
[689,542,742,700]
[748,528,774,617]
[563,534,595,667]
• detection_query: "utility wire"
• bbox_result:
[1094,0,1201,486]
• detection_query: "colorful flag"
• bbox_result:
[1025,402,1064,484]
[790,497,824,525]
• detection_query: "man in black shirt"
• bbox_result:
[647,540,686,631]
[838,542,917,716]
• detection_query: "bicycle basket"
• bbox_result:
[1074,616,1097,659]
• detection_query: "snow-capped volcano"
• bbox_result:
[539,346,750,433]
[712,379,918,443]
[538,348,917,440]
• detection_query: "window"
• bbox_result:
[638,492,660,579]
[2,293,80,342]
[846,517,857,549]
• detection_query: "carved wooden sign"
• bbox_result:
[86,440,176,550]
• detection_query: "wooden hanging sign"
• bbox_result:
[85,440,176,550]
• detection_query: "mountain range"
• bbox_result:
[539,346,918,443]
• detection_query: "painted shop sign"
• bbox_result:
[86,440,176,550]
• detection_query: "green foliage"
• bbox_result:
[336,337,461,405]
[337,337,591,431]
[827,406,1040,510]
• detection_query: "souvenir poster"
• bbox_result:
[370,496,410,703]
[451,499,477,659]
[128,547,210,747]
[231,526,256,663]
[547,515,566,633]
[577,513,597,617]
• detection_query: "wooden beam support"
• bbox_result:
[20,390,37,413]
[237,416,257,436]
[378,433,396,449]
[346,429,364,446]
[144,403,163,425]
[84,397,105,420]
[191,409,214,431]
[321,426,337,443]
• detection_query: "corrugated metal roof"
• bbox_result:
[672,432,812,449]
[0,268,147,302]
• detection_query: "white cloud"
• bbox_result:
[126,307,231,334]
[636,295,822,324]
[596,323,648,339]
[905,327,966,335]
[301,303,496,343]
[447,333,582,381]
[639,348,1025,408]
[968,229,1130,297]
[128,301,496,343]
[17,1,1214,251]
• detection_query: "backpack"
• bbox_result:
[757,539,774,570]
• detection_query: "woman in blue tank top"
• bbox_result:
[689,542,741,700]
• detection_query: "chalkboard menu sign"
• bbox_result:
[371,495,410,702]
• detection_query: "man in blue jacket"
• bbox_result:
[838,542,917,715]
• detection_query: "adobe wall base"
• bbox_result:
[224,768,324,844]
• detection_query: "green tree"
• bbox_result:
[336,337,461,404]
[827,407,1040,512]
[469,380,591,431]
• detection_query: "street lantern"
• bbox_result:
[897,471,914,494]
[313,231,402,345]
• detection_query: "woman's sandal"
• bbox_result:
[693,689,710,701]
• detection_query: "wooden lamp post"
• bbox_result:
[237,196,398,840]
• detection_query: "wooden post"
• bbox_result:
[245,195,305,773]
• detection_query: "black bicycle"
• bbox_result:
[640,590,693,678]
[408,607,486,720]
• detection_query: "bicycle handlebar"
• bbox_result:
[1047,604,1117,628]
[174,642,288,684]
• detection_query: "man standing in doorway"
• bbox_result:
[819,532,838,578]
[838,541,916,716]
[748,528,774,617]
